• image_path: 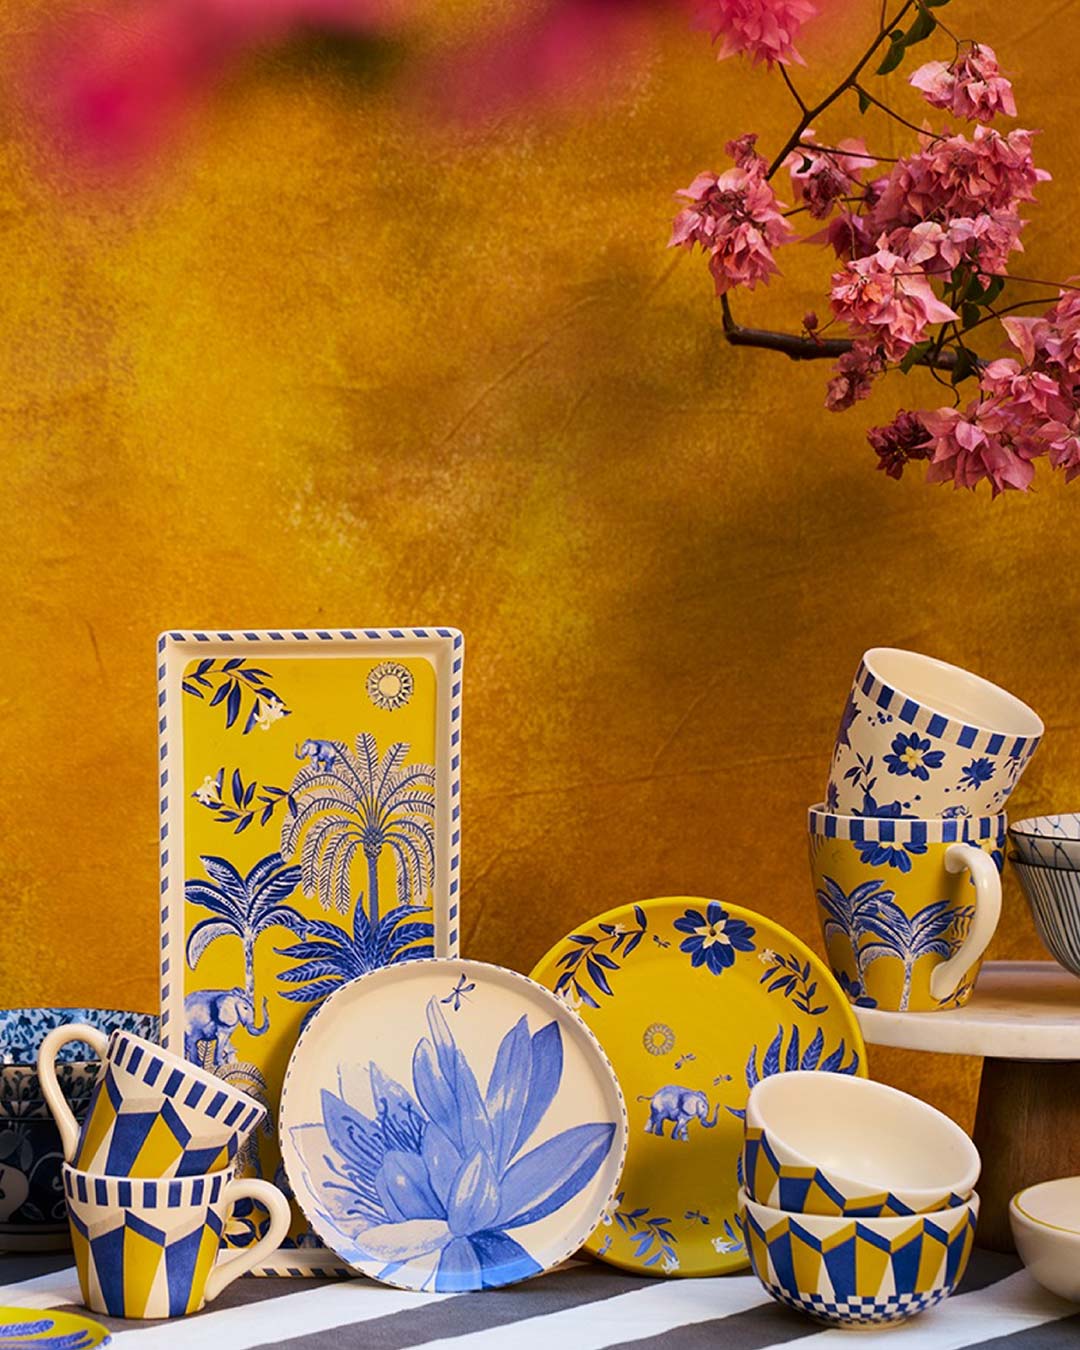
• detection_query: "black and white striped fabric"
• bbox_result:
[3,1249,1079,1348]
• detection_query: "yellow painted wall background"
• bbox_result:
[1,1,1078,1131]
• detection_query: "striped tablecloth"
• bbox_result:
[3,1249,1078,1349]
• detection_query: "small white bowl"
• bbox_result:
[1010,814,1080,870]
[1010,1177,1080,1303]
[746,1071,980,1214]
[741,1188,979,1327]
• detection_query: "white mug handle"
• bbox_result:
[928,844,1002,1001]
[38,1023,110,1162]
[204,1179,292,1302]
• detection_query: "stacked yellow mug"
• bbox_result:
[38,1023,289,1319]
[811,647,1043,1014]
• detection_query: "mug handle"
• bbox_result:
[204,1178,292,1301]
[928,843,1003,1002]
[38,1023,110,1162]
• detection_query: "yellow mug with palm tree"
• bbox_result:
[807,806,1005,1013]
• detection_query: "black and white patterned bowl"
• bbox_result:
[1011,858,1080,977]
[1009,815,1080,871]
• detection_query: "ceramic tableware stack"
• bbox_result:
[813,648,1043,1013]
[739,1071,981,1327]
[0,1008,157,1253]
[1009,815,1080,976]
[38,1020,290,1319]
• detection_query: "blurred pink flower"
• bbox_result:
[866,410,933,478]
[829,247,957,359]
[923,399,1042,495]
[670,159,793,294]
[910,44,1016,124]
[786,132,875,220]
[30,0,412,168]
[694,0,818,67]
[813,210,875,260]
[824,341,883,410]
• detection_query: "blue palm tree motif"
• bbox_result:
[728,1024,860,1125]
[853,897,974,1012]
[274,900,435,1005]
[289,998,616,1291]
[185,853,307,1012]
[281,733,435,923]
[815,876,893,964]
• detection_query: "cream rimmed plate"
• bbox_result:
[530,897,866,1276]
[279,958,627,1292]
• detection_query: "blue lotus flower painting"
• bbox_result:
[287,993,620,1292]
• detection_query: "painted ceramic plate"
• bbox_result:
[0,1308,111,1347]
[158,627,463,1273]
[530,897,866,1277]
[280,958,627,1292]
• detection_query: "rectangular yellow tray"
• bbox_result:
[157,627,463,1274]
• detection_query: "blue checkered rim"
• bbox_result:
[764,1283,950,1322]
[64,1165,230,1208]
[109,1031,263,1136]
[808,806,1007,845]
[854,658,1040,759]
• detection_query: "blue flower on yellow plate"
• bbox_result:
[959,757,995,790]
[883,732,945,781]
[674,902,756,975]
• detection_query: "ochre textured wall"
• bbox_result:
[2,2,1078,1131]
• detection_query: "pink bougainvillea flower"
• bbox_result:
[1042,418,1080,481]
[979,358,1071,424]
[923,399,1044,495]
[786,131,875,220]
[694,0,818,67]
[910,43,1016,124]
[895,211,1024,276]
[812,210,875,260]
[1002,291,1080,380]
[824,341,883,411]
[829,246,958,358]
[725,131,769,174]
[866,410,933,479]
[872,128,1048,239]
[670,158,793,294]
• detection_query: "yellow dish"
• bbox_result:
[530,897,866,1276]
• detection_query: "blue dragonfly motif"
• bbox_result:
[441,975,476,1011]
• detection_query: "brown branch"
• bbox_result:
[766,0,915,178]
[719,298,968,369]
[850,84,945,140]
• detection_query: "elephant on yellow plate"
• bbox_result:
[638,1085,721,1141]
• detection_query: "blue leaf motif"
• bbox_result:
[497,1123,617,1229]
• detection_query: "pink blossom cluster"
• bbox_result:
[786,133,875,220]
[910,44,1016,124]
[670,138,793,294]
[694,0,818,67]
[829,246,957,360]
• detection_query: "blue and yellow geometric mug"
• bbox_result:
[808,807,1005,1013]
[40,1025,264,1179]
[64,1164,290,1318]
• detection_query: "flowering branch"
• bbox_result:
[672,0,1079,494]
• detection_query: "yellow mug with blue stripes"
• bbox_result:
[39,1024,264,1178]
[64,1164,290,1318]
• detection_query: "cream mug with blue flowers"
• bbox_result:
[827,648,1043,818]
[808,806,1005,1013]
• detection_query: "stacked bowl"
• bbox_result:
[739,1072,981,1328]
[0,1007,157,1252]
[1009,815,1080,976]
[812,648,1043,1014]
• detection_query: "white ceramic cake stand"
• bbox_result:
[854,960,1080,1253]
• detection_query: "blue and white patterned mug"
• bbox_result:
[827,648,1042,818]
[39,1025,263,1179]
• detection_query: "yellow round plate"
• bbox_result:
[530,897,867,1277]
[0,1308,111,1347]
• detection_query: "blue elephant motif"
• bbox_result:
[294,738,338,772]
[638,1085,721,1141]
[184,987,269,1068]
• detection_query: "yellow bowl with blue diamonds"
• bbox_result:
[740,1188,979,1328]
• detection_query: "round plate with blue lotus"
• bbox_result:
[279,958,627,1292]
[0,1308,111,1347]
[530,897,866,1277]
